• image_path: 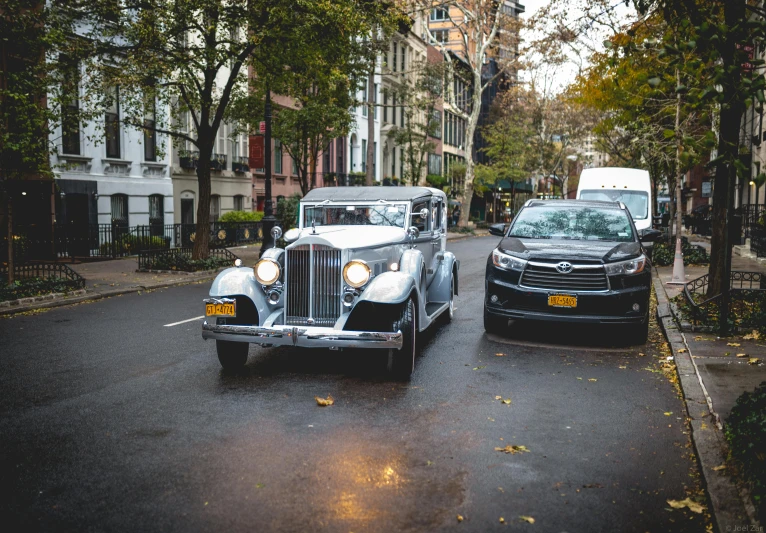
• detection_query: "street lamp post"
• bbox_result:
[260,87,275,257]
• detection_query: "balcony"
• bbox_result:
[232,156,250,173]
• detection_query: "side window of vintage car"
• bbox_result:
[432,199,442,232]
[412,200,430,233]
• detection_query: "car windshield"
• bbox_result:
[509,206,635,242]
[303,204,407,228]
[578,189,649,220]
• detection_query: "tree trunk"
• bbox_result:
[366,71,375,186]
[6,195,13,286]
[457,72,483,227]
[193,139,213,260]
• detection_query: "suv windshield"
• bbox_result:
[509,206,635,242]
[304,204,407,228]
[578,189,649,220]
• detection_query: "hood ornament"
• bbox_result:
[311,219,317,235]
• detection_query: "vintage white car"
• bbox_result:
[202,186,459,378]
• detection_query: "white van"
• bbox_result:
[576,167,652,232]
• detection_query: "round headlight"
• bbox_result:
[343,260,371,289]
[254,259,280,285]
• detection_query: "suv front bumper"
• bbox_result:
[201,321,403,350]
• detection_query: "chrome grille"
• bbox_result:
[285,244,342,326]
[520,262,609,292]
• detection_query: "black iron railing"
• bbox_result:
[742,204,764,239]
[752,226,766,258]
[232,156,250,173]
[137,247,238,272]
[683,270,766,328]
[0,262,86,302]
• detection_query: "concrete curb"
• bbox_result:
[0,270,221,317]
[446,231,491,243]
[652,271,756,531]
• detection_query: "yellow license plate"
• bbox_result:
[548,294,577,308]
[206,303,236,317]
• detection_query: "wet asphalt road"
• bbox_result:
[0,236,708,532]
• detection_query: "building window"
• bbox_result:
[400,102,405,127]
[292,156,298,176]
[362,81,368,117]
[401,45,405,72]
[383,90,388,123]
[105,86,121,158]
[144,97,156,162]
[61,57,80,155]
[431,29,449,44]
[373,141,377,177]
[374,83,378,120]
[111,194,128,225]
[430,8,448,21]
[392,43,397,73]
[361,139,367,173]
[428,154,442,175]
[274,139,282,174]
[210,195,221,222]
[234,195,244,211]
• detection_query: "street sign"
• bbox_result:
[249,135,265,169]
[701,181,712,198]
[259,121,266,133]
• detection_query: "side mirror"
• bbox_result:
[412,207,429,219]
[639,228,662,243]
[271,226,283,241]
[488,223,506,237]
[407,226,420,239]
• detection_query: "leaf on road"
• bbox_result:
[577,377,583,380]
[495,445,529,454]
[743,330,761,340]
[456,514,464,523]
[519,516,535,524]
[501,398,512,405]
[499,517,506,524]
[727,343,741,347]
[667,498,705,514]
[582,483,604,489]
[638,352,646,357]
[736,353,748,358]
[619,366,627,369]
[588,378,597,382]
[749,358,761,365]
[712,464,727,471]
[495,352,507,357]
[677,348,687,353]
[495,395,503,400]
[255,483,264,489]
[473,366,486,370]
[315,395,334,406]
[664,412,673,416]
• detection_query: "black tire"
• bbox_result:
[216,340,249,370]
[387,298,417,380]
[625,315,649,346]
[484,306,507,335]
[444,275,455,323]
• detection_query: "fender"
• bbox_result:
[209,267,271,326]
[427,251,459,303]
[343,272,416,332]
[357,271,417,305]
[398,248,429,331]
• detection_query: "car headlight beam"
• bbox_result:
[254,258,281,285]
[604,254,647,276]
[343,260,371,289]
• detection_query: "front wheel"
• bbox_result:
[445,275,455,323]
[387,298,417,380]
[216,340,249,370]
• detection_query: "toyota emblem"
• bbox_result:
[556,261,573,274]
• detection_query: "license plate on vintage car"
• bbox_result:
[548,294,577,308]
[206,302,236,317]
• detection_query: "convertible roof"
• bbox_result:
[302,186,435,202]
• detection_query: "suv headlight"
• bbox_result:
[343,260,371,288]
[254,258,281,285]
[604,254,647,276]
[492,249,527,271]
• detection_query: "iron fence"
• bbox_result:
[682,270,766,328]
[742,204,765,239]
[0,262,86,302]
[752,226,766,258]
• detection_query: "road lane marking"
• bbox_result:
[164,316,204,327]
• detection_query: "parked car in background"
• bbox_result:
[202,187,459,378]
[484,199,661,344]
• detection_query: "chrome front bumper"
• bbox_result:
[201,321,403,349]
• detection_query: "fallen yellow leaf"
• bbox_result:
[577,377,583,380]
[315,395,334,406]
[677,348,687,353]
[499,517,506,524]
[736,353,748,358]
[664,412,673,416]
[712,464,727,471]
[743,330,761,340]
[519,515,535,524]
[456,514,464,523]
[495,445,529,454]
[588,378,597,382]
[667,497,705,514]
[749,358,761,365]
[495,352,507,357]
[727,343,741,347]
[638,352,646,357]
[502,398,512,405]
[495,395,502,400]
[619,366,627,369]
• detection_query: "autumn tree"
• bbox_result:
[416,0,523,226]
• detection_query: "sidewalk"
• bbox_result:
[654,237,765,529]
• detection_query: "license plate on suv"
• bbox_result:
[206,302,236,317]
[548,294,577,308]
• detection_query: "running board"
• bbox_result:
[425,301,449,318]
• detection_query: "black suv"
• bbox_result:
[484,199,661,344]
